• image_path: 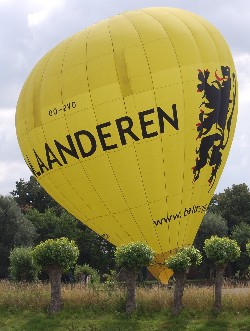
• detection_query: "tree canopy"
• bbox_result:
[208,184,250,230]
[33,237,79,271]
[204,236,240,266]
[10,176,62,213]
[0,195,36,278]
[231,222,250,250]
[194,212,228,251]
[115,242,155,272]
[165,246,202,273]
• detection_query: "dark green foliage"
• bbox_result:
[10,176,62,213]
[33,237,79,270]
[209,184,250,230]
[194,212,228,251]
[9,247,40,282]
[26,208,81,244]
[115,242,155,271]
[0,196,36,278]
[231,222,250,250]
[26,207,115,275]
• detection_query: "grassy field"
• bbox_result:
[0,281,249,330]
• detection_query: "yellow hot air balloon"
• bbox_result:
[16,7,238,283]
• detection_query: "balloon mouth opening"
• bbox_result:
[148,251,174,284]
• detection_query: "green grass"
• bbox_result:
[0,281,249,330]
[0,309,249,331]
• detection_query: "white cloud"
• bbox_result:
[27,0,65,27]
[0,161,31,195]
[234,53,250,105]
[28,9,49,27]
[0,108,32,194]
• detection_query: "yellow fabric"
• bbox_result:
[16,7,238,284]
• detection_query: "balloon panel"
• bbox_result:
[16,7,238,283]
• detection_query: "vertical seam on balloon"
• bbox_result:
[25,51,53,169]
[160,10,201,250]
[55,34,93,218]
[135,9,185,254]
[172,12,226,247]
[26,51,53,131]
[165,11,207,249]
[144,9,211,251]
[106,18,148,245]
[121,12,164,254]
[25,47,84,219]
[83,24,129,244]
[21,74,36,176]
[192,15,237,223]
[42,38,85,217]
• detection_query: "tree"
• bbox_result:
[204,236,240,311]
[209,184,250,230]
[27,208,116,275]
[9,247,40,282]
[165,246,202,315]
[26,208,81,244]
[231,222,250,250]
[194,212,228,251]
[0,196,36,278]
[115,242,155,315]
[33,237,79,313]
[11,176,62,213]
[194,212,228,278]
[231,222,250,277]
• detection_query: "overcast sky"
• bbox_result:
[0,0,249,195]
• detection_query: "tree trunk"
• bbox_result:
[45,265,64,313]
[125,270,138,316]
[172,272,186,315]
[214,264,226,311]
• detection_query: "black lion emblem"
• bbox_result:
[192,66,237,189]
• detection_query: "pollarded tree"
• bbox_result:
[115,242,155,315]
[165,246,202,315]
[204,236,240,311]
[33,237,79,313]
[9,247,40,282]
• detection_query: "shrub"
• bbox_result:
[75,264,100,284]
[9,247,39,282]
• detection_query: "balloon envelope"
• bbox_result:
[16,7,238,283]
